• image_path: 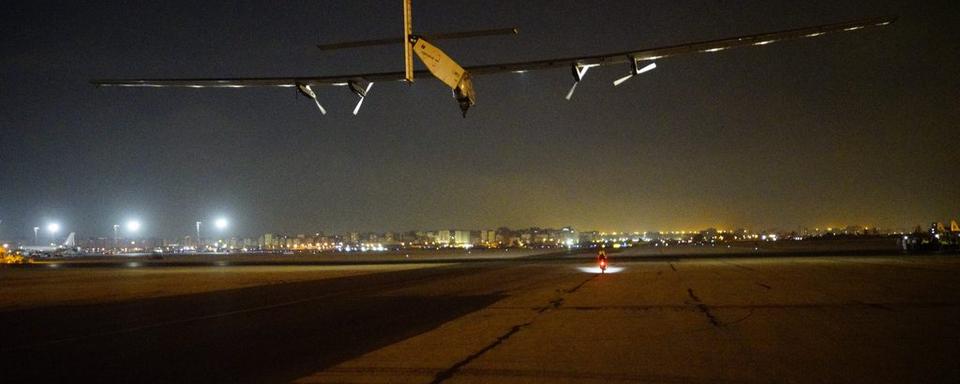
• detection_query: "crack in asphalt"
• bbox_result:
[433,275,597,383]
[686,288,701,302]
[429,321,533,384]
[852,300,897,312]
[536,275,595,313]
[756,282,772,290]
[669,263,678,272]
[687,288,720,327]
[537,297,565,313]
[726,262,755,271]
[564,275,596,294]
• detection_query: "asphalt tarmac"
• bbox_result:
[2,255,959,383]
[0,264,504,383]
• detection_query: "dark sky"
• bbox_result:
[1,0,957,239]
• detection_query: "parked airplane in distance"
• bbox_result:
[20,232,79,257]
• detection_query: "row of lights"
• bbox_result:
[28,217,230,241]
[119,217,230,235]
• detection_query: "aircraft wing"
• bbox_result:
[466,16,893,74]
[90,16,893,89]
[90,71,419,88]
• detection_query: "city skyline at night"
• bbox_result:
[2,0,957,239]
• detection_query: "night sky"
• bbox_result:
[1,0,957,239]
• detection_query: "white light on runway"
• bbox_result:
[577,266,624,274]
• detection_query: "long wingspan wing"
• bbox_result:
[90,71,420,88]
[467,16,894,75]
[90,16,894,88]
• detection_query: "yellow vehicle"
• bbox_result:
[1,246,26,264]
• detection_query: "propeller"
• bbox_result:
[349,81,374,115]
[613,59,657,87]
[296,84,326,115]
[565,63,596,100]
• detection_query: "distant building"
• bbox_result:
[700,228,718,242]
[80,237,111,250]
[580,231,601,243]
[261,233,276,249]
[560,227,578,245]
[453,230,470,246]
[844,225,865,235]
[495,227,518,246]
[479,230,497,245]
[436,230,451,244]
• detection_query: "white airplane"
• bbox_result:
[20,232,78,257]
[91,1,894,117]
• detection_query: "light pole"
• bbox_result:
[47,223,60,244]
[113,224,120,250]
[126,220,141,250]
[214,218,228,251]
[33,227,39,245]
[126,220,141,233]
[196,221,202,249]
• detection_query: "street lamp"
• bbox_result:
[196,221,202,249]
[126,220,141,233]
[33,227,40,245]
[214,218,228,251]
[125,220,141,251]
[47,223,60,243]
[113,224,120,250]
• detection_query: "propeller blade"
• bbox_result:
[312,98,327,115]
[613,74,634,86]
[351,83,374,115]
[352,96,364,115]
[298,84,326,115]
[614,62,657,86]
[565,82,579,100]
[566,64,592,100]
[637,62,657,74]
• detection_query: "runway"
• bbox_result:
[2,255,959,383]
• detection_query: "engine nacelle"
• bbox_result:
[453,73,476,117]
